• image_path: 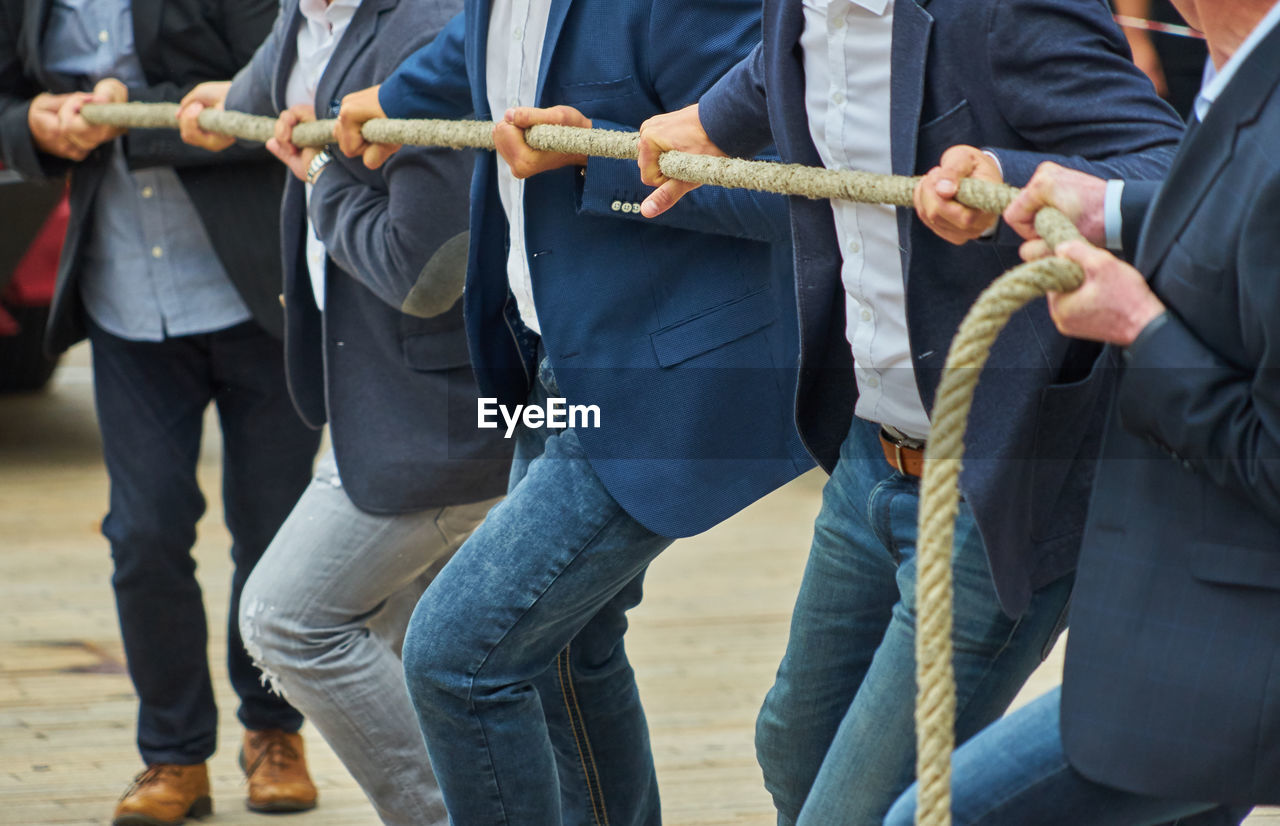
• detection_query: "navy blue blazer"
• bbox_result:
[698,0,1184,615]
[225,0,511,513]
[1061,24,1280,805]
[376,0,813,538]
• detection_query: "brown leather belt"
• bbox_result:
[879,427,926,478]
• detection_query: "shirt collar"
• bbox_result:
[1194,1,1280,120]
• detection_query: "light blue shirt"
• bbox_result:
[42,0,251,341]
[1193,2,1280,122]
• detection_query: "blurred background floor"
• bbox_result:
[1,344,1275,825]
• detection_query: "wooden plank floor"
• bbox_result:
[2,345,1276,825]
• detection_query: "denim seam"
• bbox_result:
[556,644,611,826]
[460,504,634,824]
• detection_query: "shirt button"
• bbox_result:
[847,239,861,254]
[512,26,523,40]
[831,90,846,106]
[865,375,880,389]
[140,186,154,199]
[151,246,163,259]
[507,98,519,109]
[98,29,109,43]
[831,12,846,29]
[860,309,872,322]
[611,200,622,212]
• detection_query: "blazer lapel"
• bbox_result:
[889,0,932,178]
[314,0,396,117]
[534,0,573,104]
[129,0,163,67]
[273,2,304,112]
[466,0,492,116]
[1134,25,1280,275]
[21,0,52,85]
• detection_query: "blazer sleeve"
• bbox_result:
[1117,173,1280,525]
[980,0,1184,187]
[575,1,789,244]
[0,1,72,180]
[376,12,473,120]
[122,0,280,170]
[1120,180,1161,262]
[308,147,473,316]
[698,44,774,161]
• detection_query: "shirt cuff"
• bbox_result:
[980,151,1003,239]
[1104,180,1125,253]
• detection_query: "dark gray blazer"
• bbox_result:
[1061,23,1280,806]
[0,0,289,352]
[225,0,511,513]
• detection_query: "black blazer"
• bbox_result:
[223,0,511,513]
[1061,22,1280,805]
[0,0,286,353]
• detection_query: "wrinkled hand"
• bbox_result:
[1004,162,1108,247]
[913,145,1003,245]
[493,106,590,179]
[335,84,399,169]
[27,92,84,160]
[636,104,723,218]
[266,104,320,182]
[177,81,234,152]
[56,79,127,157]
[1039,239,1165,346]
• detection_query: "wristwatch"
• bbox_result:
[306,150,333,185]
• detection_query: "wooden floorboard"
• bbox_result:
[2,345,1275,825]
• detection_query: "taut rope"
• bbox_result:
[81,102,1087,826]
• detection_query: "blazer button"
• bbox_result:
[278,294,285,308]
[632,202,643,212]
[611,200,622,212]
[621,202,634,213]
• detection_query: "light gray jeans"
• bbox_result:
[238,451,499,826]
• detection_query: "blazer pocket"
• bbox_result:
[1186,541,1280,591]
[1029,365,1109,542]
[402,329,473,372]
[917,100,977,166]
[558,75,637,105]
[649,289,777,368]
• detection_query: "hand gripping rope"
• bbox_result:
[82,101,1089,826]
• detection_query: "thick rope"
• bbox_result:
[81,101,1087,826]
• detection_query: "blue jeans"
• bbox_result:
[883,688,1251,826]
[401,360,673,825]
[756,418,1074,826]
[88,320,319,764]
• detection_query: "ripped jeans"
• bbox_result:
[238,451,498,826]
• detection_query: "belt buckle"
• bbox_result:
[881,425,926,475]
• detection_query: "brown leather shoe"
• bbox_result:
[112,763,212,826]
[239,729,318,812]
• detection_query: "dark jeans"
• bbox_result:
[88,319,319,765]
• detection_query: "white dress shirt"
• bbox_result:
[286,0,362,311]
[486,0,553,334]
[800,0,931,439]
